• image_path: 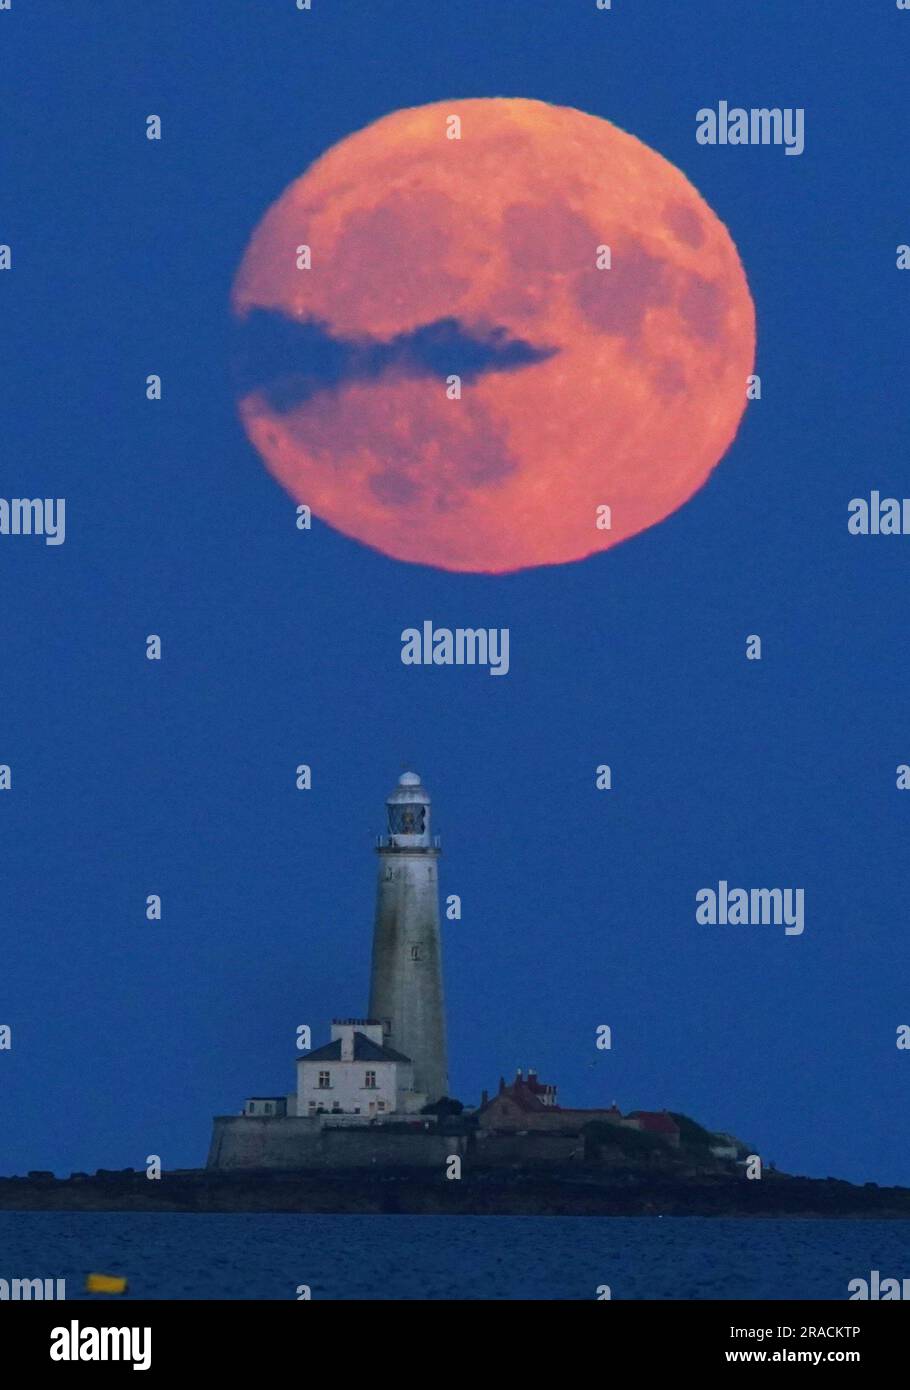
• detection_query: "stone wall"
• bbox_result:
[207,1116,466,1171]
[473,1133,583,1166]
[209,1116,596,1172]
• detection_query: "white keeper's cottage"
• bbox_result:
[297,1019,426,1119]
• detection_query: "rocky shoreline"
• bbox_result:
[1,1167,908,1218]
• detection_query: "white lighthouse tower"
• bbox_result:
[368,771,449,1104]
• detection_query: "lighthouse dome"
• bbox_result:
[387,772,430,806]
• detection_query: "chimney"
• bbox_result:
[481,1089,489,1107]
[498,1076,505,1094]
[340,1027,354,1062]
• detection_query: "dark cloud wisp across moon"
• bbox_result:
[231,308,560,414]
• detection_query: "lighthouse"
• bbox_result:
[369,771,448,1103]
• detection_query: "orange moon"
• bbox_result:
[232,98,755,573]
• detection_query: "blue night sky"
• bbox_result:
[1,1,908,1186]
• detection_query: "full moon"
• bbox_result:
[232,98,755,573]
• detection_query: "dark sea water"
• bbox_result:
[1,1214,908,1300]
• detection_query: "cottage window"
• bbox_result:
[365,1071,377,1089]
[318,1071,331,1089]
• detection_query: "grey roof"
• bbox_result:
[298,1031,412,1065]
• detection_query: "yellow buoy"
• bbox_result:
[85,1273,128,1294]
